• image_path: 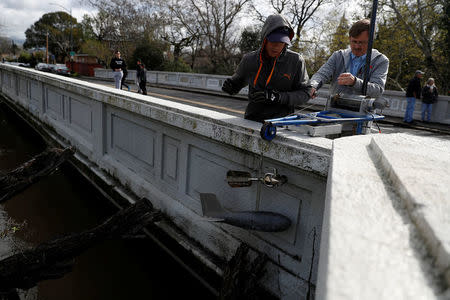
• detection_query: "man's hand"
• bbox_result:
[249,90,281,104]
[337,73,356,86]
[222,78,237,95]
[310,87,317,99]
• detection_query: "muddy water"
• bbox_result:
[0,101,215,299]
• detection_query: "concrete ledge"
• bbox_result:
[1,64,332,177]
[369,134,450,286]
[317,133,449,299]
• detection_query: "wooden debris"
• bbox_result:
[0,147,75,203]
[219,243,268,300]
[0,198,161,293]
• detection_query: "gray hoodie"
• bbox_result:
[226,14,311,121]
[310,48,389,98]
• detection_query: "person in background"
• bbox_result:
[310,19,389,100]
[135,60,142,93]
[121,63,130,91]
[221,14,311,122]
[421,77,438,122]
[404,70,424,124]
[136,61,147,95]
[30,53,37,68]
[110,50,126,89]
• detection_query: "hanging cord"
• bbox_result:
[370,113,382,133]
[295,103,318,114]
[255,151,264,211]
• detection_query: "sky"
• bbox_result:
[0,0,95,43]
[0,0,362,45]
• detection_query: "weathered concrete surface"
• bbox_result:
[0,64,330,299]
[317,133,450,300]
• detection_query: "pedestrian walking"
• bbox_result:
[421,78,438,122]
[121,66,131,91]
[110,50,126,89]
[137,61,147,95]
[404,70,424,124]
[135,61,142,93]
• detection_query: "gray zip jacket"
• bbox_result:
[310,48,389,98]
[226,15,311,121]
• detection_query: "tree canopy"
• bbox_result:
[23,12,83,60]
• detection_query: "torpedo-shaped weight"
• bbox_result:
[200,193,291,232]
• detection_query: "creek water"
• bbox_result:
[0,100,215,299]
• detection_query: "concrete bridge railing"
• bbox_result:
[2,64,448,299]
[94,68,450,125]
[1,64,330,299]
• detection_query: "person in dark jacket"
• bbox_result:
[221,14,311,122]
[110,50,126,89]
[404,70,424,123]
[421,78,438,122]
[136,61,147,95]
[121,67,130,91]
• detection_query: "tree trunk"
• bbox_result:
[0,198,161,293]
[0,147,74,203]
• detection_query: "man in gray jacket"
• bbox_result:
[222,14,311,122]
[310,19,389,99]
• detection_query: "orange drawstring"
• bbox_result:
[253,38,281,88]
[265,56,278,86]
[253,39,266,87]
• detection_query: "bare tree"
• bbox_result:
[80,0,162,58]
[251,0,335,50]
[179,0,251,73]
[160,0,202,63]
[381,0,447,90]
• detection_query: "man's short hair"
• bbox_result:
[349,19,370,37]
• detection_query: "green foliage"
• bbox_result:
[80,40,111,66]
[80,14,96,41]
[18,51,31,63]
[329,14,350,54]
[304,47,329,77]
[33,51,45,64]
[239,28,261,54]
[378,0,449,93]
[131,40,166,70]
[374,18,424,91]
[23,12,82,61]
[161,60,192,72]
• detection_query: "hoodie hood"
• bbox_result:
[252,15,295,88]
[261,15,294,42]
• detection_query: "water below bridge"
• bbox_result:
[0,99,215,299]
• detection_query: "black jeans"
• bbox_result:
[139,81,147,95]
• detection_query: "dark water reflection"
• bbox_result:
[0,101,214,299]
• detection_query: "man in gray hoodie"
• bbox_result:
[221,14,311,122]
[310,19,389,99]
